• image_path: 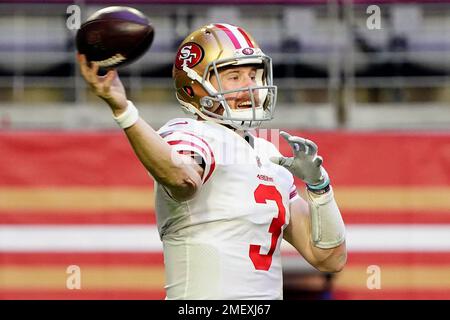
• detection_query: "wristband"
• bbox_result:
[307,170,330,192]
[307,183,331,195]
[112,100,139,129]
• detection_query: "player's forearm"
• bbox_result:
[123,118,201,198]
[309,240,347,273]
[285,196,347,273]
[306,188,347,272]
[306,188,346,248]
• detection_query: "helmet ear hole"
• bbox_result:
[183,86,195,98]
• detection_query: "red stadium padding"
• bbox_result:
[0,131,152,187]
[1,130,448,186]
[347,251,450,265]
[342,210,450,224]
[277,130,450,187]
[0,209,156,225]
[0,252,164,266]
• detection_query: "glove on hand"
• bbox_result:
[270,131,330,190]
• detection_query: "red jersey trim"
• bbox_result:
[160,130,216,184]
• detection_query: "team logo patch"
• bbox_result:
[175,42,204,70]
[242,47,254,55]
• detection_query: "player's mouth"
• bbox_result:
[237,101,252,109]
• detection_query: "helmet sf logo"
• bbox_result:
[175,42,204,69]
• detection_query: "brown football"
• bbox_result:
[76,6,154,68]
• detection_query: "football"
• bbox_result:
[76,6,154,68]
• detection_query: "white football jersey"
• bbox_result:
[155,118,299,300]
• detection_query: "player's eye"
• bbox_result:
[227,73,239,81]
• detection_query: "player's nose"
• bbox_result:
[239,75,257,98]
[242,74,256,87]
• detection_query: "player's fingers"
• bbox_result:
[305,139,318,156]
[103,69,116,89]
[314,156,323,167]
[279,131,291,142]
[91,62,100,78]
[288,136,306,145]
[269,156,281,165]
[83,62,101,89]
[76,52,85,64]
[280,131,303,154]
[287,136,307,154]
[77,54,99,87]
[270,156,294,168]
[77,53,90,78]
[279,131,301,151]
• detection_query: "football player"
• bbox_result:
[77,23,347,300]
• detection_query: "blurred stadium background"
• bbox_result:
[0,0,449,300]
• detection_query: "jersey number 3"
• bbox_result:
[249,184,286,271]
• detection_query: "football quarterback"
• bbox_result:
[77,22,347,300]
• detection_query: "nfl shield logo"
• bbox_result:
[256,156,262,168]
